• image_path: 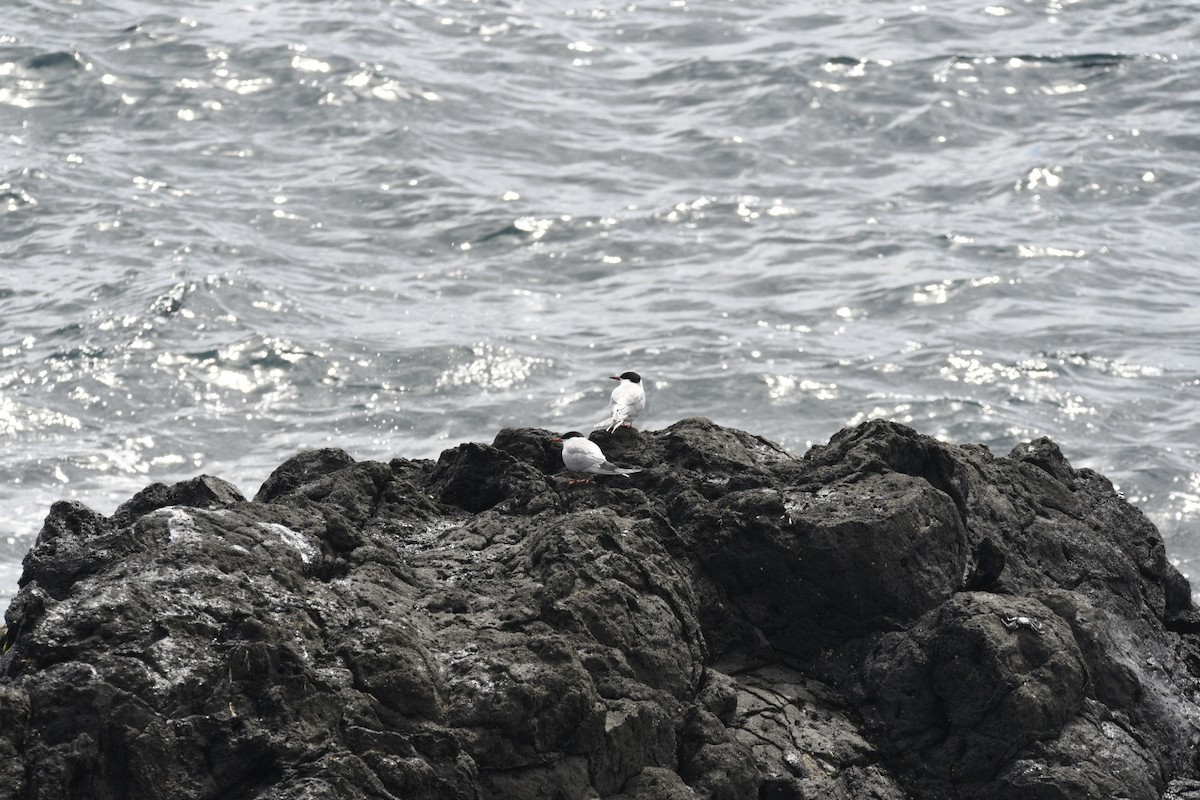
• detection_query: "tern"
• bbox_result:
[595,371,646,432]
[552,431,642,484]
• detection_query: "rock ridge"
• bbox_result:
[2,417,1199,799]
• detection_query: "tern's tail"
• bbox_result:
[599,464,641,476]
[594,416,617,432]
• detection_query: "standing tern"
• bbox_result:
[595,371,646,432]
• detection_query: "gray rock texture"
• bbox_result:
[3,418,1200,799]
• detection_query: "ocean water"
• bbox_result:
[3,0,1199,605]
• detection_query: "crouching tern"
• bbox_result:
[552,431,642,484]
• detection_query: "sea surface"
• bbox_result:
[3,0,1199,606]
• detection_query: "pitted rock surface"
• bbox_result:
[3,418,1200,799]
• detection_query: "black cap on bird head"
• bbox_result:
[611,371,642,383]
[552,431,586,442]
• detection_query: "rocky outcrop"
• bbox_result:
[3,418,1200,799]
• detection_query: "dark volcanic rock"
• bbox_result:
[3,417,1200,799]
